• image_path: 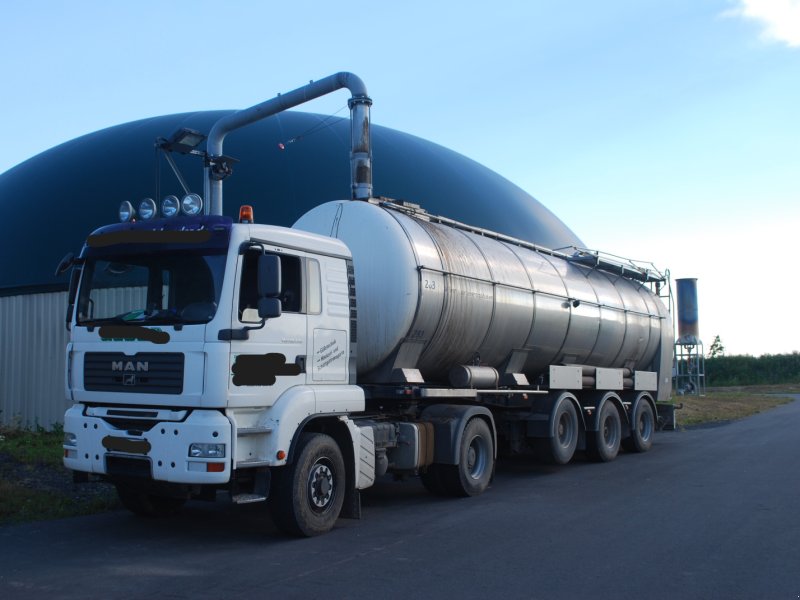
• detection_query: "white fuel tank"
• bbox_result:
[294,200,670,385]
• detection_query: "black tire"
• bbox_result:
[269,433,345,537]
[587,401,622,462]
[540,398,579,465]
[116,486,186,517]
[623,399,655,453]
[441,418,494,497]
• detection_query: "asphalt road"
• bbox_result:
[2,397,798,599]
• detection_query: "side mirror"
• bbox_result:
[258,297,282,320]
[257,254,281,298]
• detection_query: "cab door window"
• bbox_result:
[239,249,303,323]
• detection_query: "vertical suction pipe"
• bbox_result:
[205,72,372,216]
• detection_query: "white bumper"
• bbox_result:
[63,404,233,485]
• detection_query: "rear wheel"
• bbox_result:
[623,399,655,453]
[538,398,579,464]
[587,401,622,462]
[116,486,186,517]
[441,418,494,497]
[269,433,345,537]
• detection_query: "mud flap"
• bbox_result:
[656,402,679,431]
[340,486,361,519]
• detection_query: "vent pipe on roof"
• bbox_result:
[205,72,372,216]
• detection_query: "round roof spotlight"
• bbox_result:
[181,193,203,216]
[161,195,180,218]
[138,198,157,220]
[119,201,136,222]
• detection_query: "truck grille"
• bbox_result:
[84,352,184,394]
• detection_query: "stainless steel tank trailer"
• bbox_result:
[58,72,674,536]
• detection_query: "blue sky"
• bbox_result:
[1,1,798,355]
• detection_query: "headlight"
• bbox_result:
[181,193,203,216]
[119,201,135,222]
[189,443,225,458]
[162,195,180,217]
[63,432,77,447]
[138,198,157,220]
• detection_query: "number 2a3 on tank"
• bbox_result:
[312,329,347,382]
[422,272,443,291]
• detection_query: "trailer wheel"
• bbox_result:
[623,400,655,453]
[441,418,494,497]
[269,433,345,537]
[587,401,622,462]
[538,397,579,464]
[116,486,186,517]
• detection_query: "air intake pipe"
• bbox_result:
[205,72,372,216]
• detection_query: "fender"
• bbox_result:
[632,391,657,421]
[420,404,496,465]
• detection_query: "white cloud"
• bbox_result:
[727,0,800,47]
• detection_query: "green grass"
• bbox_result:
[0,425,119,526]
[673,390,794,426]
[0,425,65,466]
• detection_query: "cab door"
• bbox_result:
[228,245,307,407]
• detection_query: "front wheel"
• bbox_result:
[441,418,494,497]
[269,433,345,537]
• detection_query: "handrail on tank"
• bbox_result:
[379,199,667,284]
[205,72,372,216]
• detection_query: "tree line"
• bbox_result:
[704,352,800,386]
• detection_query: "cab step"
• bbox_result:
[231,493,267,504]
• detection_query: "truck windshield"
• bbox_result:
[76,249,226,327]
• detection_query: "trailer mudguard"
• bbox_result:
[420,404,496,465]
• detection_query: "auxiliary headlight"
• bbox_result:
[181,193,203,216]
[119,201,135,222]
[63,432,77,447]
[188,443,226,458]
[161,195,180,218]
[138,198,157,220]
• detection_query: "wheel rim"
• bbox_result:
[602,412,620,448]
[557,411,575,447]
[466,435,489,480]
[307,458,336,512]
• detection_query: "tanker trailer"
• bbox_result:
[294,198,673,467]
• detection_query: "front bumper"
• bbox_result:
[63,404,233,485]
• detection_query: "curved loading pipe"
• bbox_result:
[205,72,372,215]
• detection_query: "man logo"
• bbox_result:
[123,374,137,386]
[111,361,149,372]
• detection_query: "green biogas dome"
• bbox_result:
[0,110,581,293]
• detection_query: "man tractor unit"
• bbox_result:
[60,73,673,536]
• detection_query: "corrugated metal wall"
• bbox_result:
[0,288,150,429]
[0,291,69,429]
